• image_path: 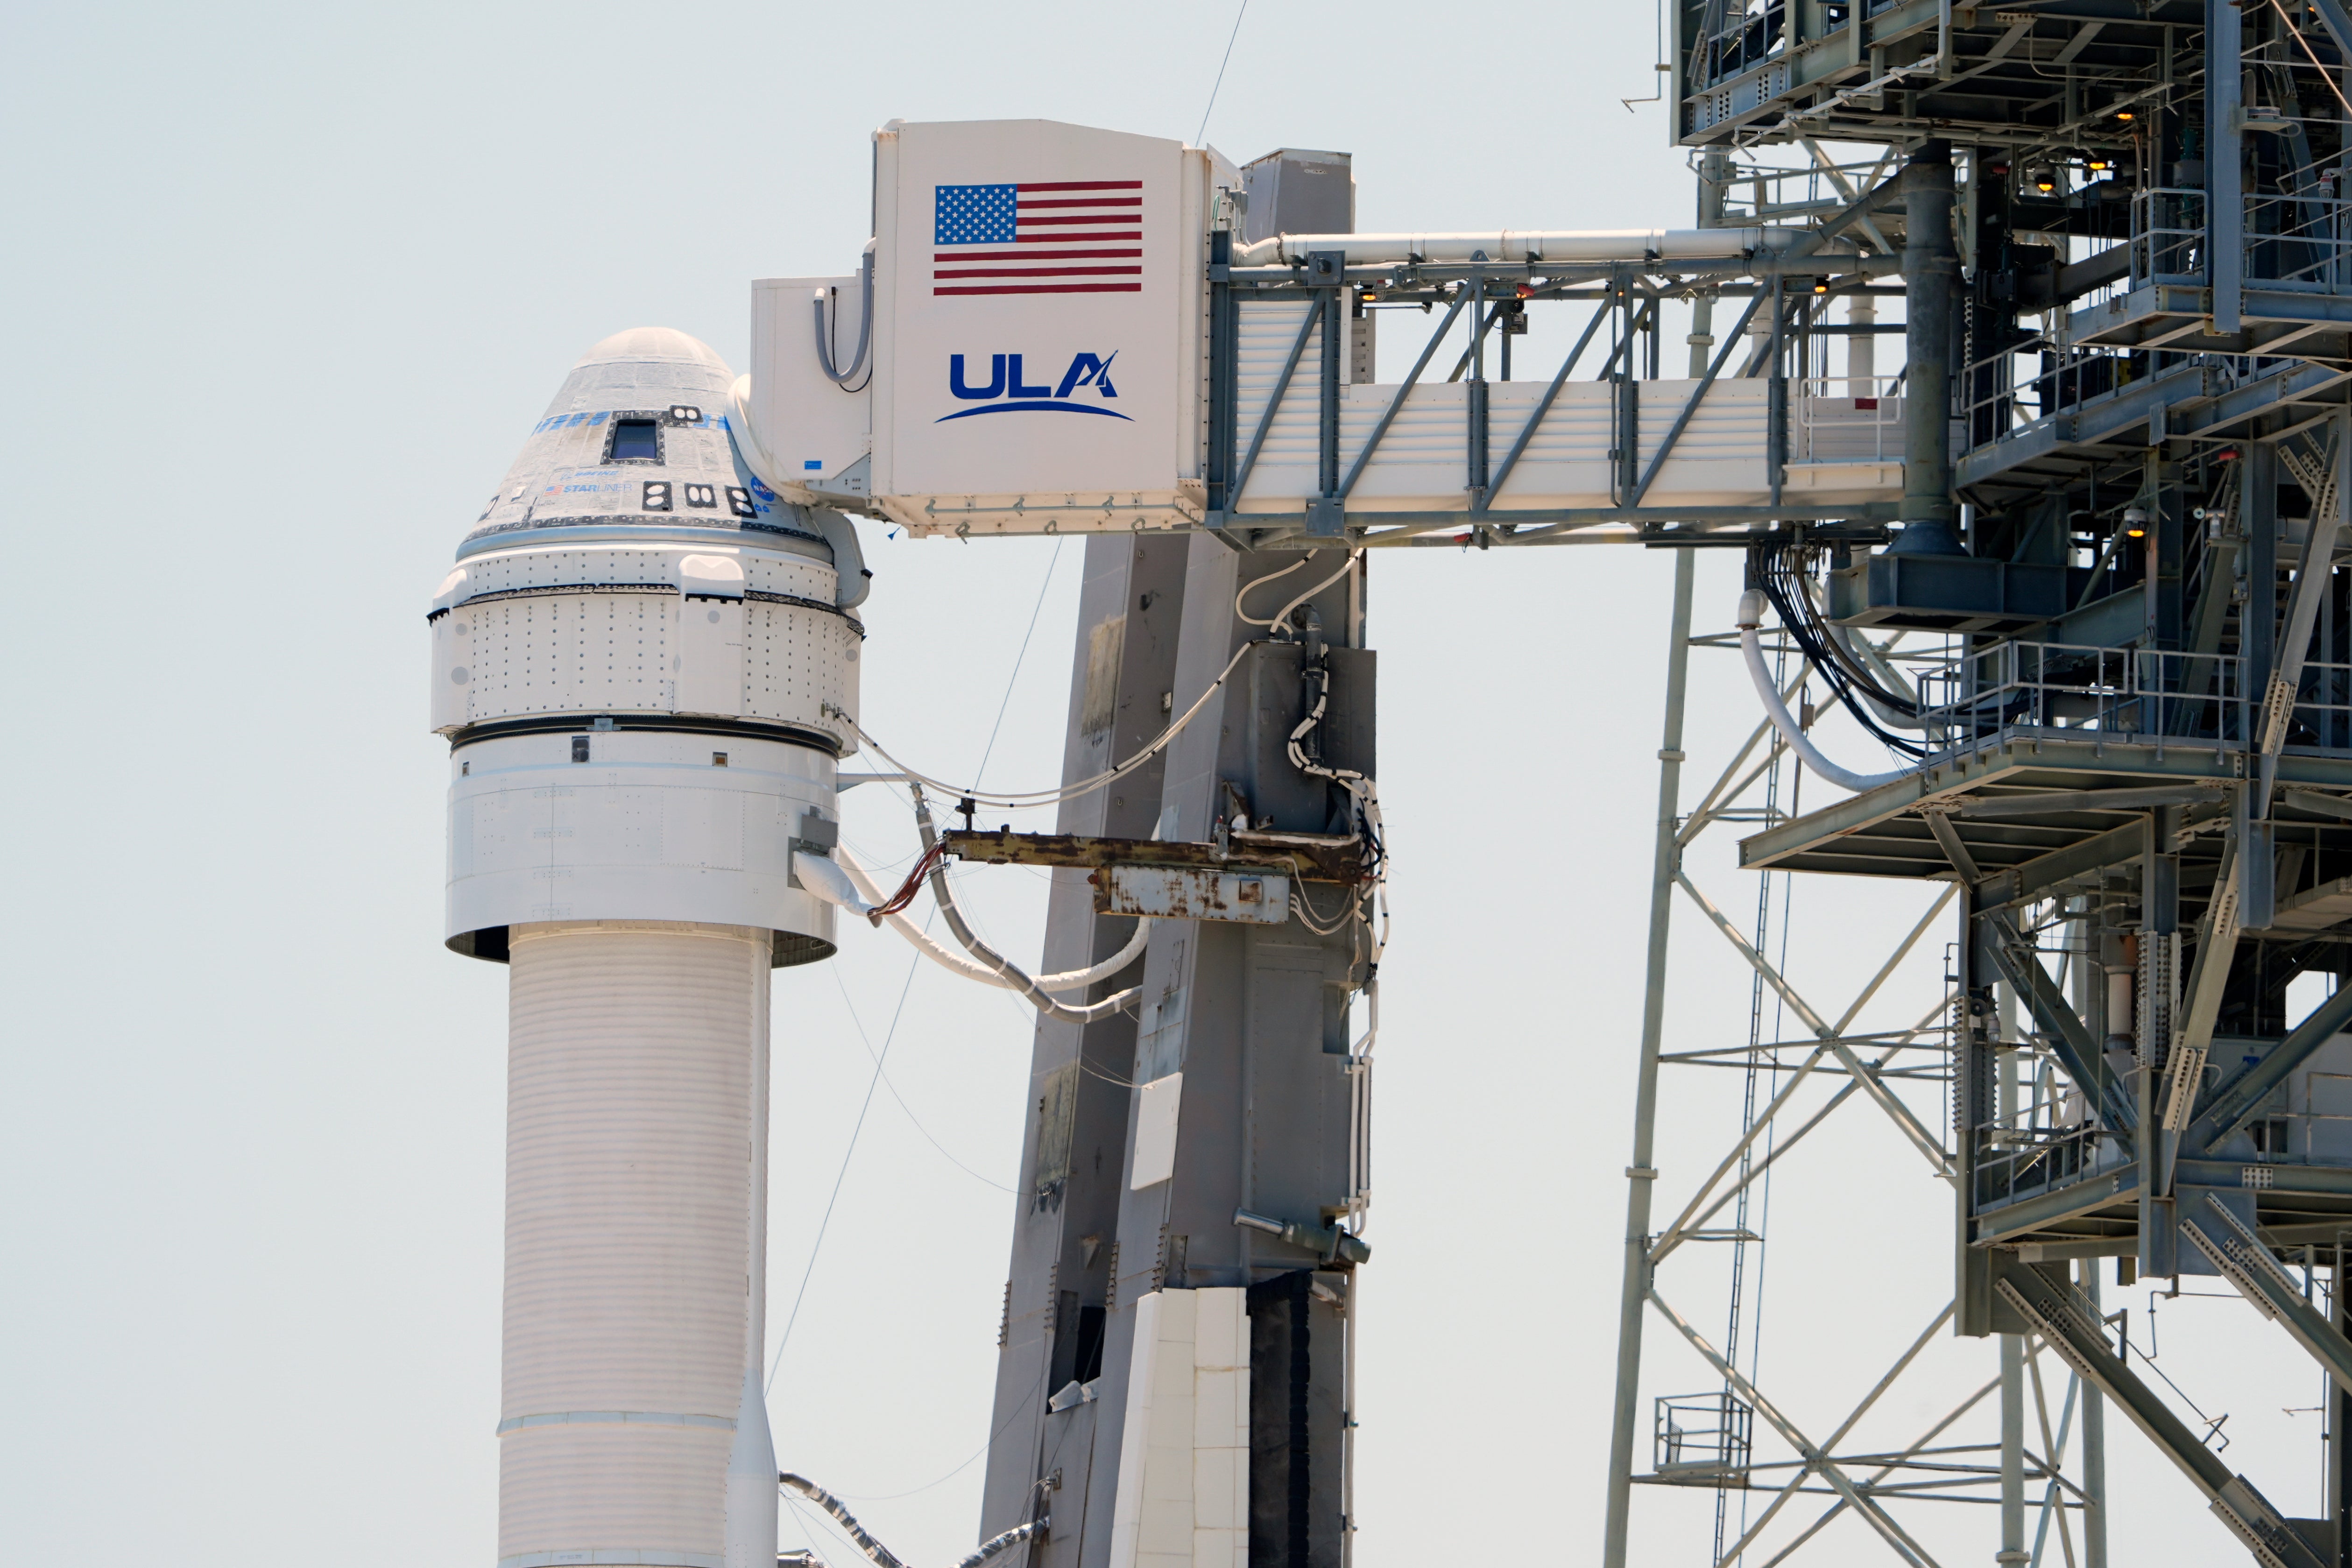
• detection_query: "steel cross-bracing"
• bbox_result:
[862,14,2352,1557]
[1585,0,2352,1561]
[1603,594,2113,1568]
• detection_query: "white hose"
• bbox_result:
[833,846,1151,994]
[1737,590,1914,794]
[793,850,878,918]
[1034,919,1153,993]
[829,847,1003,987]
[1827,622,1927,731]
[912,795,1140,1024]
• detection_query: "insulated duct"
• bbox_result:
[1228,226,1861,267]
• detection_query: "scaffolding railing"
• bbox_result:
[1655,1390,1757,1479]
[2291,658,2352,752]
[2131,187,2209,290]
[1796,374,1902,462]
[1915,642,2250,752]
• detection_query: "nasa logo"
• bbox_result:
[938,352,1130,421]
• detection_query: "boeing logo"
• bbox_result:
[938,352,1130,421]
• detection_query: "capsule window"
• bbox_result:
[571,736,590,763]
[608,418,661,462]
[712,751,729,767]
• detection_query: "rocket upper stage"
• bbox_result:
[429,327,868,965]
[431,326,864,1568]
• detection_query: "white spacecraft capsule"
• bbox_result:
[431,327,869,1568]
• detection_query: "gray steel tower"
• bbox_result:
[979,154,1375,1568]
[1603,4,2352,1564]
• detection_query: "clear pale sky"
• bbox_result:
[1,4,2319,1565]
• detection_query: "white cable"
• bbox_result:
[1247,550,1361,632]
[837,834,1154,996]
[1737,589,1914,793]
[1282,684,1388,965]
[834,847,1010,989]
[1827,622,1927,730]
[912,794,1141,1023]
[1290,887,1356,936]
[835,554,1358,811]
[1234,558,1306,625]
[827,635,1259,810]
[835,841,1138,1022]
[833,846,1150,994]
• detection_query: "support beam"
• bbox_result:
[1482,296,1614,508]
[1677,871,1953,1175]
[2182,1194,2352,1400]
[2259,414,2351,810]
[1978,921,2119,1130]
[1993,1255,2327,1568]
[1601,548,1697,1568]
[2187,981,2352,1152]
[2168,825,2245,1135]
[2210,0,2245,335]
[1957,786,2228,818]
[2080,1259,2107,1568]
[2310,0,2352,62]
[1902,141,1958,531]
[1650,1287,1946,1568]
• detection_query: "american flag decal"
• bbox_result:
[932,180,1143,296]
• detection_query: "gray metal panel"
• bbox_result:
[1239,149,1354,245]
[977,534,1192,1560]
[1078,534,1370,1568]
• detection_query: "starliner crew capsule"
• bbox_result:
[428,327,870,1568]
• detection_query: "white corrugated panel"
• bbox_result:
[499,921,768,1567]
[1229,367,1904,514]
[1232,299,1328,482]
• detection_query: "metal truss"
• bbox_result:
[1600,557,2110,1568]
[1200,238,1902,555]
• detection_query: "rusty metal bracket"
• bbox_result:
[941,827,1366,885]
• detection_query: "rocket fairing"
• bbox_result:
[431,327,868,1568]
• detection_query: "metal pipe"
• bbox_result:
[2001,1328,2028,1565]
[1600,545,1696,1568]
[1230,226,1860,268]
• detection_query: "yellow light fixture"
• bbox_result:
[2124,506,2149,539]
[2116,109,2135,121]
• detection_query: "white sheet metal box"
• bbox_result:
[747,273,872,502]
[868,118,1230,537]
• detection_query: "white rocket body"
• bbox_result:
[433,328,862,1568]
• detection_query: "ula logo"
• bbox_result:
[939,352,1130,421]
